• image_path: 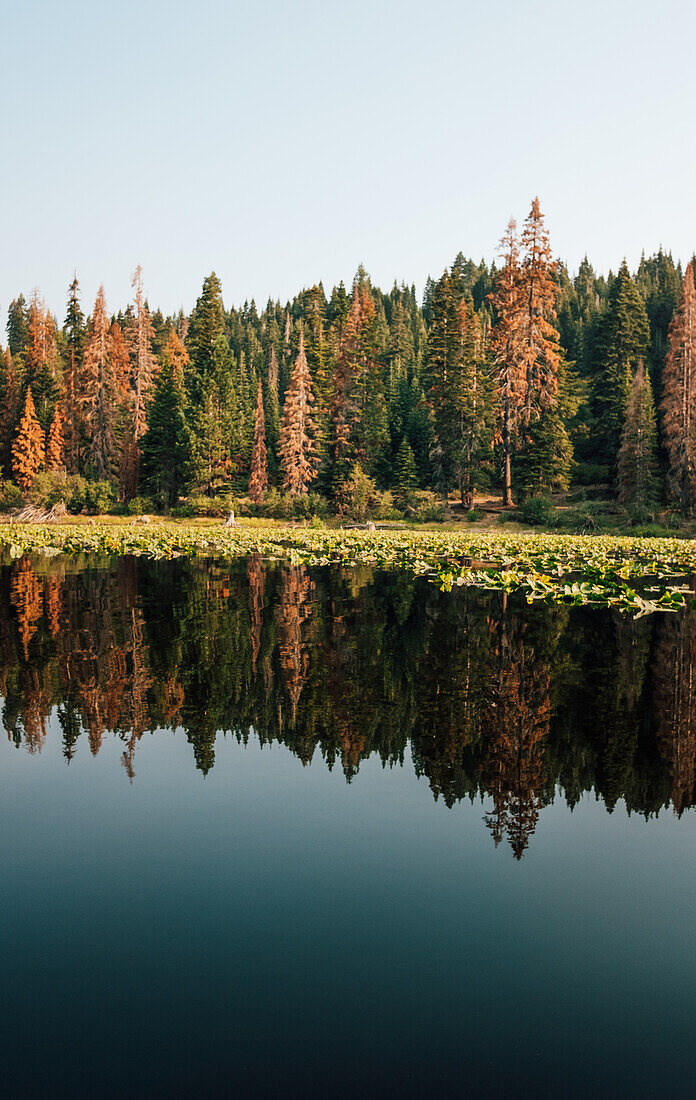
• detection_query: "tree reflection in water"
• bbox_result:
[0,553,691,857]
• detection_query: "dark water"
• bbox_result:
[2,554,696,1098]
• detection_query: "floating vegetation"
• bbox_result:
[0,522,695,614]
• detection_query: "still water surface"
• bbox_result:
[1,554,696,1097]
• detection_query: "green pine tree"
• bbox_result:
[394,438,418,506]
[591,260,650,468]
[617,359,659,510]
[141,359,187,508]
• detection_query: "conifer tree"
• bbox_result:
[186,272,225,387]
[265,346,281,467]
[592,260,650,467]
[46,405,65,470]
[279,328,318,494]
[490,219,525,505]
[186,333,234,495]
[249,378,269,503]
[518,198,563,421]
[12,388,45,491]
[80,285,117,479]
[0,351,20,476]
[64,276,85,473]
[617,360,658,508]
[427,270,491,505]
[6,295,29,357]
[127,265,158,441]
[394,437,418,505]
[141,340,187,508]
[24,294,59,427]
[661,261,696,511]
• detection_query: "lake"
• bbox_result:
[1,553,696,1097]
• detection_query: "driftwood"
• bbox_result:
[11,501,68,523]
[224,511,237,527]
[131,514,152,524]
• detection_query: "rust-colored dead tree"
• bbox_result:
[279,328,319,494]
[249,378,269,503]
[46,405,65,469]
[12,388,45,491]
[490,219,525,505]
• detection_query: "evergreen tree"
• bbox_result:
[490,218,525,505]
[426,270,491,505]
[186,272,225,388]
[394,438,417,505]
[249,378,269,503]
[46,405,65,470]
[12,389,44,491]
[6,295,29,357]
[661,261,696,512]
[592,260,650,467]
[279,329,318,494]
[0,352,20,477]
[186,333,234,495]
[617,360,658,508]
[80,285,118,479]
[64,276,85,473]
[127,265,159,442]
[265,346,281,471]
[141,348,187,508]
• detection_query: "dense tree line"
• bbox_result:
[2,199,694,514]
[1,555,693,859]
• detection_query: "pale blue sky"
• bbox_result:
[2,0,695,320]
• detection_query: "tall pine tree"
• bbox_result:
[661,261,696,512]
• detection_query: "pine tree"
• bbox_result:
[265,346,281,469]
[141,348,187,508]
[0,351,20,477]
[490,218,525,505]
[617,360,658,508]
[81,285,117,479]
[491,201,572,501]
[518,198,563,421]
[6,295,29,357]
[12,389,45,491]
[186,272,225,387]
[279,328,319,494]
[63,276,85,473]
[661,261,696,512]
[185,333,234,495]
[127,265,158,441]
[394,437,417,505]
[46,405,65,470]
[249,377,269,503]
[592,260,650,467]
[426,271,491,505]
[24,294,59,427]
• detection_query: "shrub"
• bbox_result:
[127,495,159,516]
[465,509,483,523]
[174,494,234,518]
[67,479,116,515]
[0,480,24,512]
[519,495,553,527]
[627,502,656,527]
[409,491,446,523]
[573,461,611,486]
[340,465,378,522]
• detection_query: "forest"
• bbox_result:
[1,198,695,525]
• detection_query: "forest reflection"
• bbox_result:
[2,553,695,859]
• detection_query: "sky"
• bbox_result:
[2,0,696,321]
